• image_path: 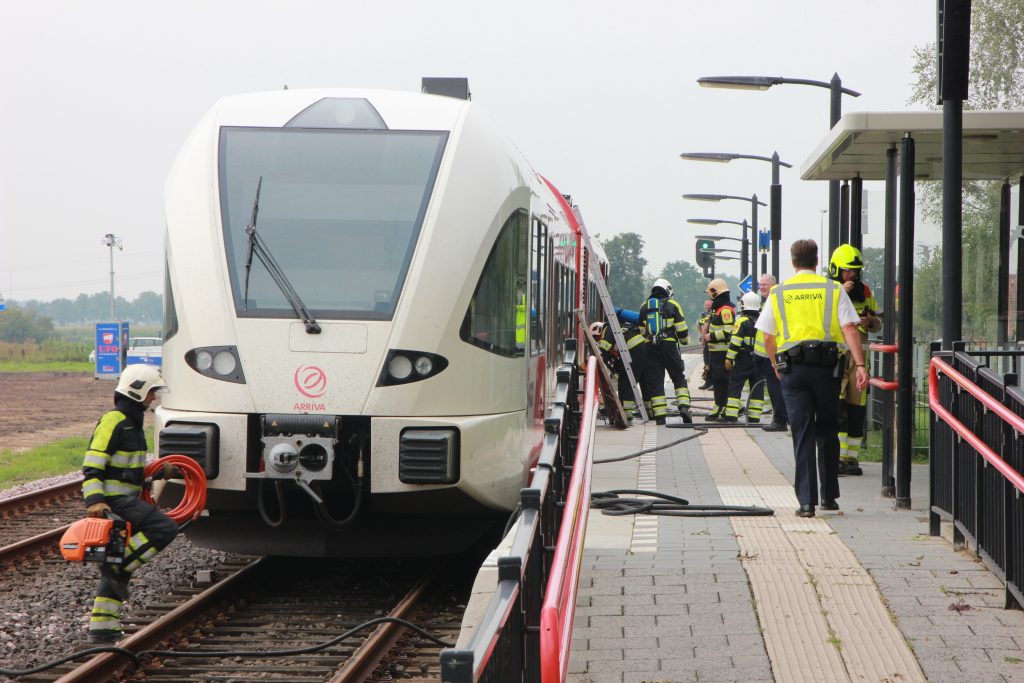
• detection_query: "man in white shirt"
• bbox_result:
[755,239,868,518]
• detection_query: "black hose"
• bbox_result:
[591,489,774,518]
[593,428,707,463]
[257,478,286,528]
[0,617,452,678]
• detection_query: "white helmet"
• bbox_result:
[589,321,606,338]
[652,278,673,297]
[740,291,762,311]
[116,364,167,403]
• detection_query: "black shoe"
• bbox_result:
[821,499,839,511]
[655,416,666,425]
[698,382,713,390]
[795,504,815,518]
[705,412,721,423]
[678,407,693,424]
[762,421,787,432]
[86,630,123,644]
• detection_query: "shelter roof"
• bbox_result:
[800,110,1024,182]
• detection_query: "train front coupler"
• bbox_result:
[245,414,339,505]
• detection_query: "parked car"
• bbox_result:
[126,337,163,367]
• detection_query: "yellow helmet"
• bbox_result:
[829,244,864,279]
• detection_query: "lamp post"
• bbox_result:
[683,193,766,283]
[696,74,861,256]
[688,219,752,280]
[679,151,792,277]
[101,233,122,320]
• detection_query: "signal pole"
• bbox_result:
[102,234,122,320]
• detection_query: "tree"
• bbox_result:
[0,306,54,343]
[600,232,648,309]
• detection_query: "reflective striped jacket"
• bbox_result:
[82,398,148,506]
[708,296,735,352]
[725,314,757,363]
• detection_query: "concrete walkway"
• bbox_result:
[570,416,1024,682]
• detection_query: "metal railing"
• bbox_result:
[440,341,598,682]
[928,344,1024,609]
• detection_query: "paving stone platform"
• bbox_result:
[570,388,1024,682]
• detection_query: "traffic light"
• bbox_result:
[695,238,716,279]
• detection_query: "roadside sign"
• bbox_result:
[95,321,130,380]
[738,275,754,293]
[0,302,6,311]
[758,230,770,252]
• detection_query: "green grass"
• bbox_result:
[0,427,154,491]
[0,361,93,373]
[0,436,88,491]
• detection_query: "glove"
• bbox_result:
[724,359,734,371]
[162,463,182,480]
[87,502,111,518]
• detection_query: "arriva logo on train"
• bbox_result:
[294,365,328,406]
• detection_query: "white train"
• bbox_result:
[155,84,606,556]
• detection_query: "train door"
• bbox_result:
[528,217,549,428]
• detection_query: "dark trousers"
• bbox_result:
[753,355,788,425]
[780,363,841,507]
[643,342,687,397]
[709,350,729,410]
[613,347,648,404]
[94,497,179,617]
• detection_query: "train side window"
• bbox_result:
[460,209,528,357]
[530,219,547,355]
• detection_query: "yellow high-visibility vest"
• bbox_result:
[768,273,846,352]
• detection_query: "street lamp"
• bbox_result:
[683,194,766,282]
[679,151,792,277]
[696,74,861,256]
[101,233,122,320]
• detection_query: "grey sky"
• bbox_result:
[0,0,939,303]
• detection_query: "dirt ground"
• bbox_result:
[0,372,113,452]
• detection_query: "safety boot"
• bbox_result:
[678,407,693,423]
[86,630,123,645]
[719,415,738,423]
[838,457,863,476]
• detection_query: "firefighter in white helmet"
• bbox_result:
[722,291,765,422]
[639,278,691,424]
[80,364,180,644]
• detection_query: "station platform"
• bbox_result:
[571,395,1024,681]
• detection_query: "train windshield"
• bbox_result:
[219,127,447,320]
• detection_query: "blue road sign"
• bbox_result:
[738,275,754,293]
[759,230,770,251]
[0,302,6,311]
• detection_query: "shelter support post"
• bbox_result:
[941,101,963,349]
[839,180,850,246]
[1018,177,1024,342]
[881,146,898,497]
[850,175,863,250]
[770,162,782,278]
[896,133,915,510]
[999,180,1011,345]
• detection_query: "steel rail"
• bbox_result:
[0,524,70,562]
[928,356,1024,494]
[0,478,81,515]
[55,556,267,683]
[329,575,432,682]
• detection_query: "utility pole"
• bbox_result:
[102,234,122,320]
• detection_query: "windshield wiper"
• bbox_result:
[241,177,321,334]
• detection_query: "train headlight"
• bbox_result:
[185,346,246,384]
[378,350,448,386]
[414,356,433,376]
[388,355,413,381]
[213,350,237,375]
[195,350,214,371]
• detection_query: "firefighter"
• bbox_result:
[597,309,650,419]
[756,274,789,432]
[639,278,691,425]
[829,244,882,476]
[756,239,868,517]
[722,291,765,423]
[696,299,713,390]
[702,278,735,422]
[81,364,180,643]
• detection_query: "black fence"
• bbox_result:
[929,343,1024,610]
[440,343,584,682]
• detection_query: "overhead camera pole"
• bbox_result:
[102,233,122,320]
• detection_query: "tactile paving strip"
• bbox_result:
[629,422,660,553]
[701,428,925,682]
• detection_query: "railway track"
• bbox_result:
[11,557,463,682]
[0,480,82,564]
